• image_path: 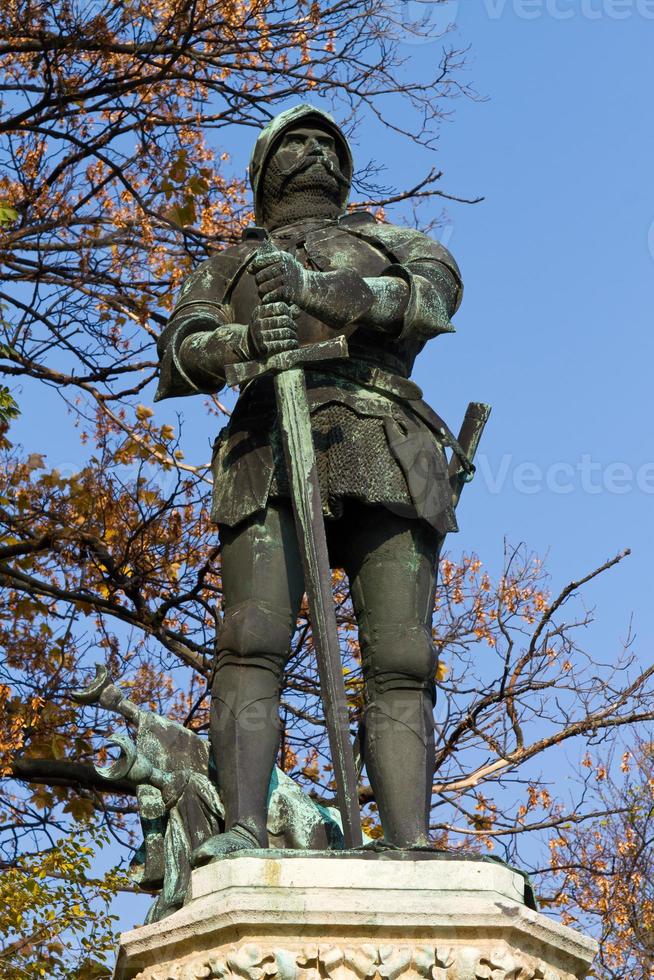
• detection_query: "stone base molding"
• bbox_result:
[112,853,597,980]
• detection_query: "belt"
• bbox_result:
[309,359,475,479]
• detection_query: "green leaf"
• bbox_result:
[166,201,196,227]
[186,176,209,196]
[64,797,95,821]
[0,386,19,423]
[0,204,18,227]
[168,150,188,183]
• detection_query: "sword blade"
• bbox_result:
[274,367,363,848]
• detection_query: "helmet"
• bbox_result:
[249,104,353,225]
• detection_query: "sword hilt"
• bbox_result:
[225,335,349,387]
[449,401,491,511]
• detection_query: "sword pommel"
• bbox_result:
[225,335,349,387]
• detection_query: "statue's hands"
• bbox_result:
[250,246,310,307]
[248,301,299,357]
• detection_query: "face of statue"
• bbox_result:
[274,126,340,177]
[261,125,350,229]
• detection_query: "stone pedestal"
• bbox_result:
[113,853,597,980]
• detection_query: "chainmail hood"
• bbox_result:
[249,104,353,227]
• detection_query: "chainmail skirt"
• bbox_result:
[269,401,412,519]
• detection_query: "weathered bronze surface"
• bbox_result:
[155,104,490,868]
[71,666,343,922]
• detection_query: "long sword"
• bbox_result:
[225,335,363,849]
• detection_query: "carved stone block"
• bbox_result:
[112,854,597,980]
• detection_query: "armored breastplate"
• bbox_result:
[228,220,391,349]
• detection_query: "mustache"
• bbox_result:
[280,152,349,190]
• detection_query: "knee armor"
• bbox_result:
[214,599,294,679]
[360,623,437,702]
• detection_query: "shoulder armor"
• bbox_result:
[344,219,462,286]
[170,241,257,320]
[338,210,378,228]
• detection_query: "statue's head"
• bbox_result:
[249,105,353,230]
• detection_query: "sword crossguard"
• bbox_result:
[225,335,349,387]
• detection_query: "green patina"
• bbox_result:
[70,666,344,922]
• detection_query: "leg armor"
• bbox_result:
[209,503,304,849]
[342,505,441,848]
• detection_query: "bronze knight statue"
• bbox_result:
[156,104,489,863]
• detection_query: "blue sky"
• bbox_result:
[395,0,654,658]
[10,0,654,930]
[461,2,652,648]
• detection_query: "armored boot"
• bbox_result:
[192,504,305,867]
[361,685,435,849]
[192,658,284,865]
